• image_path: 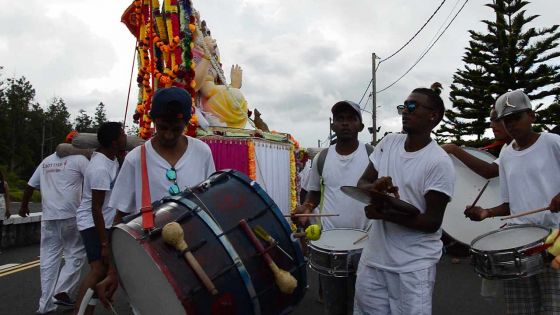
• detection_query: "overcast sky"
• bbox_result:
[0,0,558,147]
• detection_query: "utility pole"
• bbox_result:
[372,52,377,143]
[318,139,321,148]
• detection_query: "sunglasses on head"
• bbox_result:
[166,168,180,196]
[396,101,435,115]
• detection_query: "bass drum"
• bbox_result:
[442,147,504,252]
[111,170,307,315]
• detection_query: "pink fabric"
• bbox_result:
[202,139,249,175]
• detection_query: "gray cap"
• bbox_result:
[331,100,362,122]
[495,89,532,119]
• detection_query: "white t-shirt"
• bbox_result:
[76,152,120,231]
[28,153,89,220]
[299,160,313,191]
[108,136,216,214]
[499,133,560,228]
[306,143,371,230]
[361,134,455,273]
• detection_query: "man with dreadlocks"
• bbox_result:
[353,83,455,315]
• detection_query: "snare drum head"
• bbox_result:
[471,225,550,251]
[443,148,503,245]
[310,228,367,251]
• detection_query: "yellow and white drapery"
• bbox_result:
[252,139,293,216]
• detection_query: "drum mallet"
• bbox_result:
[466,180,490,212]
[162,222,219,295]
[239,219,298,294]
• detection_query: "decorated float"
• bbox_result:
[120,0,301,215]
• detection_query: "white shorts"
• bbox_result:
[354,263,436,315]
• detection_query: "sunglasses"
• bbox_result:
[166,168,180,196]
[396,101,435,115]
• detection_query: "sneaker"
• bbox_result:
[53,292,75,307]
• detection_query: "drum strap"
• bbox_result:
[140,145,155,230]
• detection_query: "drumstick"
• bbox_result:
[500,207,549,221]
[283,213,340,217]
[466,180,490,211]
[239,219,297,294]
[162,222,219,295]
[353,223,372,245]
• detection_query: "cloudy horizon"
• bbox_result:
[1,0,558,147]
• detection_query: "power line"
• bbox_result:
[379,0,447,63]
[377,0,469,94]
[358,79,373,105]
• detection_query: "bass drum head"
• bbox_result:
[112,227,185,315]
[443,147,504,246]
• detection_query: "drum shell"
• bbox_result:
[111,170,307,315]
[308,229,365,278]
[470,224,552,280]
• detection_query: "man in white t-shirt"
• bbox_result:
[295,100,371,315]
[465,90,560,314]
[96,87,216,308]
[73,122,126,315]
[355,84,455,315]
[19,152,89,314]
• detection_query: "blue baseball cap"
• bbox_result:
[150,87,192,122]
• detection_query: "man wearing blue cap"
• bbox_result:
[96,87,216,307]
[296,100,373,315]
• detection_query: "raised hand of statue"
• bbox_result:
[230,64,243,89]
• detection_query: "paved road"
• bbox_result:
[0,244,504,315]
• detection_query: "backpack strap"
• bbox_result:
[316,149,329,178]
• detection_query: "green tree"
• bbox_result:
[437,0,560,141]
[4,76,37,173]
[94,102,108,128]
[43,97,72,158]
[74,109,94,132]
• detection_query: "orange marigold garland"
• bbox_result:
[247,140,256,181]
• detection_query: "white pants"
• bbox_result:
[38,218,85,313]
[353,263,436,315]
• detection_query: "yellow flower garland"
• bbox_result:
[289,144,297,215]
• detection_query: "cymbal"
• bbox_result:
[340,186,420,216]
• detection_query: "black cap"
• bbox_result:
[331,100,362,122]
[150,87,192,122]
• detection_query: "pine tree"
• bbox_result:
[437,0,560,141]
[74,109,94,132]
[94,102,108,128]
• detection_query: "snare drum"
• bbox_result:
[111,170,307,315]
[308,229,367,277]
[470,224,552,280]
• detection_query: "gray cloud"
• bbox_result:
[1,0,558,147]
